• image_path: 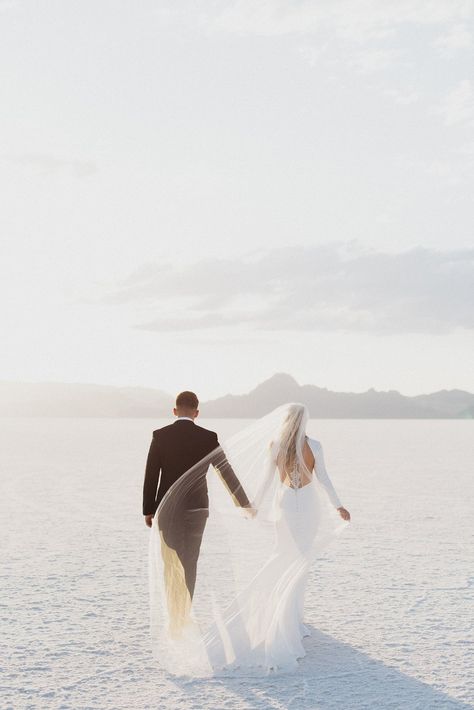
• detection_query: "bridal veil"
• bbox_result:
[148,403,350,677]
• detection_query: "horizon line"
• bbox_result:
[0,375,472,399]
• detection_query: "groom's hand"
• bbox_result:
[144,514,154,528]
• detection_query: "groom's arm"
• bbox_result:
[209,433,250,508]
[143,431,162,517]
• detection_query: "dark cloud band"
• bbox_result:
[98,243,474,334]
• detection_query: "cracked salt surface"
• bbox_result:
[1,417,472,709]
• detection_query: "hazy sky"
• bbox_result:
[1,0,473,399]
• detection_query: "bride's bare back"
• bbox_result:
[277,436,315,489]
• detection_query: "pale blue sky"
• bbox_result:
[1,0,473,398]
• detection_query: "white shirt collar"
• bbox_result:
[176,416,195,422]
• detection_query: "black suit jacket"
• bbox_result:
[142,419,250,516]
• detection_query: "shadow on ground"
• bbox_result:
[171,625,471,710]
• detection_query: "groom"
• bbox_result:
[143,391,254,625]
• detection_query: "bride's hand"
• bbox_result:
[337,506,351,521]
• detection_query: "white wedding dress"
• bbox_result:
[201,437,344,673]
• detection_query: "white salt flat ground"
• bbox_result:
[1,417,473,710]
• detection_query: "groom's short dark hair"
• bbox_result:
[176,391,199,409]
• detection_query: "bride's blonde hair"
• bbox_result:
[276,403,310,476]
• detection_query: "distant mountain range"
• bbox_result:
[1,373,473,418]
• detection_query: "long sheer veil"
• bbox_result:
[148,403,350,677]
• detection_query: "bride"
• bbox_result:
[148,402,351,677]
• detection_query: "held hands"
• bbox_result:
[242,503,257,519]
[337,506,351,521]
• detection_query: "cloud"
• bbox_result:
[392,153,469,186]
[0,1,18,10]
[346,47,407,74]
[433,23,472,52]
[1,153,98,177]
[382,88,420,105]
[436,79,474,126]
[190,0,474,114]
[196,0,474,40]
[97,243,474,335]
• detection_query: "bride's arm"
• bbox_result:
[313,441,343,509]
